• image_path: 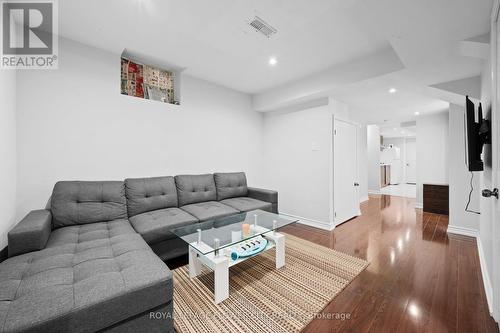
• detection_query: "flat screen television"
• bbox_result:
[465,96,490,171]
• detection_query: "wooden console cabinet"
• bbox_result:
[423,183,449,215]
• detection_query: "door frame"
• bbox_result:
[491,0,500,322]
[332,116,361,226]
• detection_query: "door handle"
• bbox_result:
[482,188,499,199]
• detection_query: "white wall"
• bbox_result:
[262,98,366,228]
[15,38,265,219]
[416,112,449,207]
[448,104,480,230]
[367,125,381,193]
[263,105,333,227]
[0,70,17,249]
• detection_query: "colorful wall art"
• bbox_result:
[121,57,176,104]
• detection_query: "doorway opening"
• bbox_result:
[371,125,417,199]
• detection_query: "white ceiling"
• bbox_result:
[58,0,389,94]
[57,0,493,124]
[333,71,451,124]
[380,125,416,138]
[328,0,491,124]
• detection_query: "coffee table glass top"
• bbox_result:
[172,210,298,255]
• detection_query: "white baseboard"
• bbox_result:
[447,225,478,238]
[368,190,380,195]
[477,236,494,315]
[447,225,493,315]
[360,195,369,203]
[415,202,423,209]
[279,212,334,231]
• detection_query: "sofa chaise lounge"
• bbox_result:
[0,172,277,333]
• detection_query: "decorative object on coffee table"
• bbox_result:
[172,209,296,304]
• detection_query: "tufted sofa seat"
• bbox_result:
[0,220,172,333]
[125,172,278,261]
[129,208,197,244]
[2,182,173,333]
[2,172,278,333]
[214,172,275,212]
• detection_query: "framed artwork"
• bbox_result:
[121,57,176,104]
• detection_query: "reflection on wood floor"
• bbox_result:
[282,194,499,333]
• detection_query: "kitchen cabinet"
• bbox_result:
[380,165,391,188]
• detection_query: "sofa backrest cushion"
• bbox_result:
[125,176,178,217]
[51,181,127,228]
[214,172,248,200]
[175,174,217,206]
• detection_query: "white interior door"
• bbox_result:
[405,138,417,184]
[492,5,500,321]
[334,118,360,226]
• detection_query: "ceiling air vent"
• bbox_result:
[248,16,277,38]
[400,121,417,128]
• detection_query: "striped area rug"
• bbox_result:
[173,234,368,333]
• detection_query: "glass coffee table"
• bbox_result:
[172,209,298,304]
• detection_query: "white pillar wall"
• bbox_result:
[367,125,381,194]
[415,112,449,208]
[263,98,367,230]
[448,104,480,231]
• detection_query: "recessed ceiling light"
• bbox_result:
[414,111,420,116]
[389,88,397,94]
[269,57,277,66]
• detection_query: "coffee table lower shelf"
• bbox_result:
[188,230,285,304]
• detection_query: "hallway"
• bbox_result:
[380,183,417,199]
[282,195,498,332]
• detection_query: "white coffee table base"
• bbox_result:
[188,230,285,304]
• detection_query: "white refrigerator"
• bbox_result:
[381,145,401,185]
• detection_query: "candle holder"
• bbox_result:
[214,238,220,257]
[242,223,250,237]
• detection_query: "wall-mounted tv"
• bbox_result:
[464,96,490,171]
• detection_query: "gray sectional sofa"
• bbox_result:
[0,172,277,333]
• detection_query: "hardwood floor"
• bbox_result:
[167,194,499,332]
[281,195,499,333]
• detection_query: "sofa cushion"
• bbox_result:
[220,197,273,213]
[129,208,198,244]
[180,201,239,222]
[46,219,136,248]
[214,172,248,200]
[175,174,217,206]
[0,219,172,333]
[51,181,127,228]
[125,176,178,218]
